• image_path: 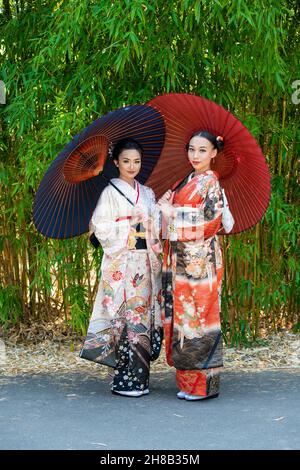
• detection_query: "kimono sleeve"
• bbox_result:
[90,187,131,257]
[147,187,162,240]
[202,175,224,239]
[168,174,224,242]
[146,187,163,254]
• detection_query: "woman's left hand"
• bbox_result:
[142,217,152,232]
[159,202,174,219]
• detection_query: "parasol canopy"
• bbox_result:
[146,93,271,234]
[33,104,165,239]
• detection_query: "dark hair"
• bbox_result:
[112,137,143,160]
[185,130,224,152]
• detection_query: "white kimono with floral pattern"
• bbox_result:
[80,178,162,376]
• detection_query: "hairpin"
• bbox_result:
[108,142,114,158]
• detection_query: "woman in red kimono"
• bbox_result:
[158,130,225,401]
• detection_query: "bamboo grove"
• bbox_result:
[0,0,299,346]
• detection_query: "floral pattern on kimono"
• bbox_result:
[79,178,163,389]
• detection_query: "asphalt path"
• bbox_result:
[0,369,299,450]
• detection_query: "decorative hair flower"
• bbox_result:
[216,135,224,141]
[108,142,114,158]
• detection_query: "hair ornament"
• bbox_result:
[108,141,114,158]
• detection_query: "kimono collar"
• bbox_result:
[110,178,140,204]
[188,169,219,182]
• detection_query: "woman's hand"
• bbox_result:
[159,202,174,219]
[130,206,145,226]
[157,189,174,219]
[157,189,172,206]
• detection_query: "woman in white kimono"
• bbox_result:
[80,138,163,397]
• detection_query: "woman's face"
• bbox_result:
[187,136,217,173]
[114,149,142,180]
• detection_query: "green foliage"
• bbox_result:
[0,0,299,345]
[0,285,23,324]
[63,285,90,336]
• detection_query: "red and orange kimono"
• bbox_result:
[161,169,224,397]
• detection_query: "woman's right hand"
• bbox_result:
[157,189,173,206]
[130,206,145,226]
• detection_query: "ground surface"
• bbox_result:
[0,369,299,450]
[0,330,299,450]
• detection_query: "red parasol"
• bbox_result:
[146,93,271,234]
